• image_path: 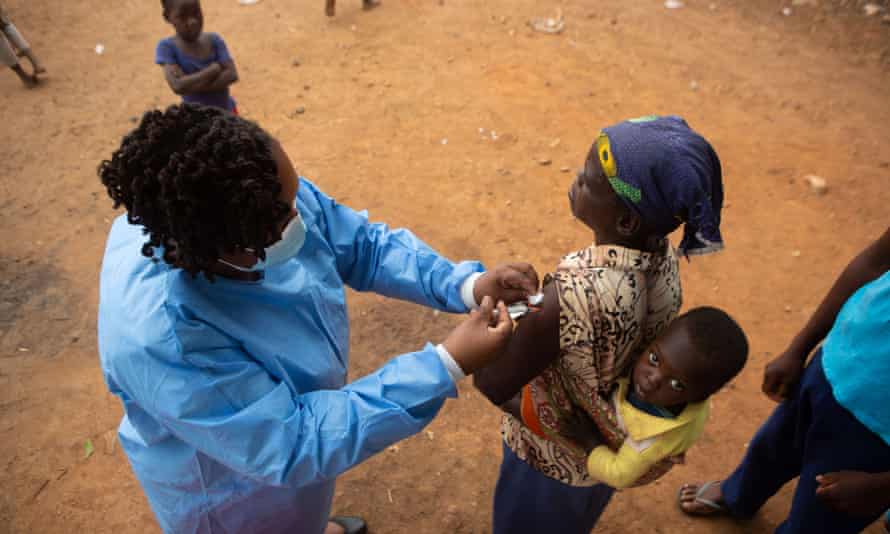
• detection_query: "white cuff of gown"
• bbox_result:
[460,272,484,311]
[435,343,466,383]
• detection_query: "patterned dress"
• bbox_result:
[503,242,682,487]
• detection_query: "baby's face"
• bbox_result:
[630,321,708,408]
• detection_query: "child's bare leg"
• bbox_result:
[22,49,45,74]
[325,0,335,17]
[1,31,33,86]
[2,22,43,74]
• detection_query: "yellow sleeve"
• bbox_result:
[586,430,686,489]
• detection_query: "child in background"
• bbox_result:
[0,4,45,87]
[156,0,238,113]
[474,115,725,534]
[680,226,890,534]
[557,307,748,489]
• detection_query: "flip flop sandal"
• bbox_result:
[677,481,730,517]
[330,515,368,534]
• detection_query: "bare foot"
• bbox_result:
[362,0,380,10]
[325,0,335,17]
[11,65,37,88]
[324,521,345,534]
[678,481,728,516]
[25,53,46,74]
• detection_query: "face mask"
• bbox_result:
[219,213,307,272]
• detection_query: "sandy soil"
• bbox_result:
[1,0,889,532]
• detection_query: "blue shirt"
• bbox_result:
[822,270,890,446]
[626,390,677,419]
[98,178,483,534]
[155,33,235,111]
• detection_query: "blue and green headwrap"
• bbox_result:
[594,115,724,256]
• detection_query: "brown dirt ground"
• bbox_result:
[2,0,889,532]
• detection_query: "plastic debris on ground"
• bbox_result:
[864,4,884,16]
[803,174,828,195]
[528,9,565,34]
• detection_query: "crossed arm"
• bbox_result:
[162,60,238,96]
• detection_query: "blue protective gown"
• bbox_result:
[98,178,483,534]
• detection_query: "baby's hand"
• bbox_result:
[816,471,890,517]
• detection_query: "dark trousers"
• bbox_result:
[493,442,614,534]
[722,350,890,534]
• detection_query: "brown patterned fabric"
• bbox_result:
[502,242,682,487]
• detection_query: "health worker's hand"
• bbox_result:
[474,263,540,306]
[443,297,512,375]
[816,471,890,517]
[761,348,806,402]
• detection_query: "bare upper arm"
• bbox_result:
[872,226,890,272]
[473,280,561,405]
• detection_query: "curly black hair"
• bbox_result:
[161,0,196,16]
[98,104,290,279]
[676,306,749,400]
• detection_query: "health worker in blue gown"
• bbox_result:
[96,104,539,534]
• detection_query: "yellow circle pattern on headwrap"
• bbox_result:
[597,132,642,204]
[596,133,617,178]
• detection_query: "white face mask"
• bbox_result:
[219,213,307,273]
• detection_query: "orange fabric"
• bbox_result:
[521,385,547,439]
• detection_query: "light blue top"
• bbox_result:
[98,178,483,534]
[822,270,890,446]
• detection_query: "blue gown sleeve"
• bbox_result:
[129,337,457,489]
[302,179,483,313]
